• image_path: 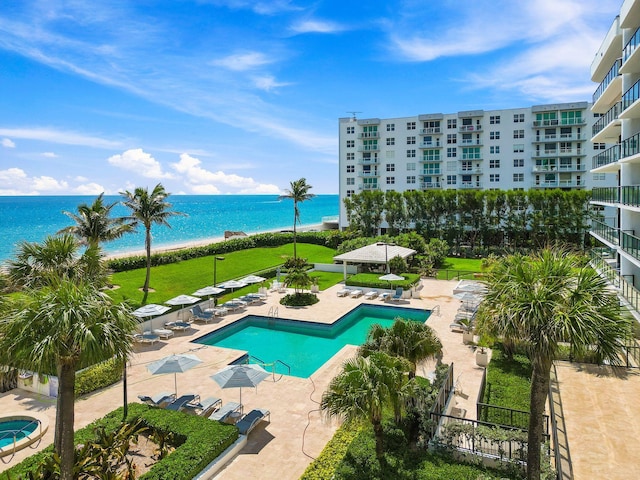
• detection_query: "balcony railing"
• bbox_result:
[592,102,622,137]
[420,127,441,134]
[534,181,559,188]
[533,163,585,172]
[358,183,378,191]
[420,182,442,189]
[624,26,640,64]
[593,58,622,104]
[460,153,482,160]
[622,78,640,111]
[622,185,640,206]
[419,141,442,148]
[622,132,640,159]
[459,181,482,189]
[590,252,640,315]
[421,155,441,162]
[358,157,379,165]
[358,132,379,139]
[458,125,482,132]
[421,169,441,175]
[591,186,619,203]
[357,145,379,152]
[558,179,585,188]
[458,168,483,175]
[622,231,640,263]
[358,171,379,177]
[460,139,482,145]
[591,219,619,245]
[592,144,621,169]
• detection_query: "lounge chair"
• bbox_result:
[379,292,391,301]
[336,288,350,297]
[165,321,191,332]
[350,289,364,298]
[236,408,271,435]
[391,287,403,302]
[209,401,242,421]
[165,394,199,411]
[191,304,215,323]
[151,328,174,339]
[209,307,228,317]
[133,333,160,345]
[138,392,176,408]
[364,291,378,300]
[182,396,222,416]
[222,300,247,311]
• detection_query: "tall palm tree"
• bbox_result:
[0,279,137,480]
[321,351,412,459]
[58,193,134,250]
[5,234,106,289]
[476,248,628,480]
[279,178,315,259]
[120,184,185,303]
[360,319,442,378]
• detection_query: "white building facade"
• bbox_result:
[339,104,616,230]
[590,0,640,321]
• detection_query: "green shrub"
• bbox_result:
[300,421,363,480]
[75,357,123,397]
[346,272,420,290]
[280,292,319,307]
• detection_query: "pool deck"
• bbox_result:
[0,279,487,478]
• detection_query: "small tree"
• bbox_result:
[388,255,407,275]
[279,178,315,260]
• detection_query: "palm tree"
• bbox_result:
[58,193,134,250]
[0,279,137,480]
[476,247,628,480]
[279,178,315,259]
[5,234,106,289]
[120,184,185,303]
[321,351,412,459]
[360,319,442,378]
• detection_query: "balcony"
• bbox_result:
[591,186,619,203]
[592,101,622,142]
[532,165,558,173]
[533,181,559,188]
[591,219,619,245]
[418,141,442,148]
[589,252,640,316]
[460,153,482,160]
[459,181,482,189]
[621,78,640,118]
[558,179,585,188]
[419,127,442,135]
[421,169,441,176]
[357,145,379,152]
[592,144,621,169]
[622,26,640,73]
[458,168,483,175]
[420,154,441,162]
[458,125,482,132]
[358,171,379,177]
[358,157,379,165]
[622,231,640,263]
[533,148,585,158]
[358,183,379,191]
[358,132,379,139]
[460,139,482,146]
[591,16,621,82]
[592,58,622,109]
[622,132,640,161]
[420,182,442,190]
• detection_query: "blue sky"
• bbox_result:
[0,0,621,195]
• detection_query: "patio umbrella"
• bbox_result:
[239,274,267,284]
[165,294,201,320]
[132,304,171,329]
[193,286,226,307]
[147,353,203,396]
[211,364,270,406]
[217,279,248,292]
[379,273,405,288]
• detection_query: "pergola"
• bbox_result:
[333,243,416,281]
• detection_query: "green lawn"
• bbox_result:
[436,257,484,280]
[107,243,337,307]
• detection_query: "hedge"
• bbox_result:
[75,357,124,398]
[106,230,352,272]
[2,403,238,480]
[346,272,421,290]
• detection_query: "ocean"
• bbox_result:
[0,194,339,262]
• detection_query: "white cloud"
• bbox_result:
[74,182,106,195]
[107,148,173,179]
[42,151,58,158]
[0,167,71,194]
[290,19,345,34]
[208,0,300,15]
[0,127,121,149]
[252,75,291,91]
[211,52,273,71]
[171,153,280,194]
[1,138,15,148]
[32,176,68,191]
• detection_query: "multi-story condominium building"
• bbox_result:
[338,103,616,230]
[590,0,640,321]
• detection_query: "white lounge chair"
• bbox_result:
[364,291,378,300]
[151,328,174,339]
[350,290,364,298]
[209,401,242,421]
[336,288,350,297]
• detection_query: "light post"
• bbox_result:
[213,256,225,287]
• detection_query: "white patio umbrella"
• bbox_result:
[132,304,171,329]
[379,273,405,289]
[165,294,201,320]
[217,279,248,291]
[211,364,270,406]
[193,286,226,307]
[239,274,267,284]
[147,353,203,396]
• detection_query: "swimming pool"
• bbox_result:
[0,415,47,456]
[193,304,430,378]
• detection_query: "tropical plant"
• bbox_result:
[476,247,629,480]
[58,193,134,250]
[283,265,312,294]
[279,178,315,260]
[0,280,138,480]
[120,183,185,303]
[321,351,413,459]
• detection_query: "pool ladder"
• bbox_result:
[267,306,279,326]
[0,418,42,461]
[247,354,290,382]
[432,304,441,317]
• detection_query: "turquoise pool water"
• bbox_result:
[193,304,430,378]
[0,419,38,448]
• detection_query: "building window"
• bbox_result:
[346,140,355,148]
[447,147,457,158]
[513,158,524,167]
[386,150,395,159]
[407,162,416,171]
[594,143,606,150]
[346,165,355,173]
[592,173,606,181]
[490,115,501,124]
[406,149,416,158]
[489,174,500,182]
[513,173,524,182]
[513,144,524,153]
[347,189,355,197]
[386,137,395,146]
[489,159,500,168]
[387,123,395,132]
[490,131,500,140]
[490,146,500,154]
[407,122,416,130]
[386,163,395,172]
[513,113,525,123]
[407,136,416,144]
[346,153,355,161]
[386,177,395,185]
[447,134,457,144]
[346,126,355,134]
[346,177,355,185]
[407,175,416,184]
[446,175,457,185]
[447,119,457,129]
[513,129,525,139]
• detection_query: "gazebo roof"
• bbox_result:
[333,243,416,265]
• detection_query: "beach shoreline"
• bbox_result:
[104,222,328,260]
